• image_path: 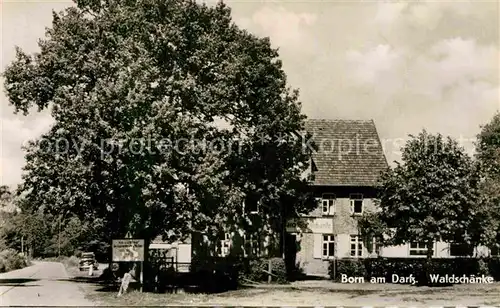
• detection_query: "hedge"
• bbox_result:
[329,257,500,285]
[0,249,29,273]
[239,257,288,284]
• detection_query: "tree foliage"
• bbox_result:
[3,0,313,253]
[369,131,481,258]
[475,113,500,250]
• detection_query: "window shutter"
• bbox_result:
[350,200,354,214]
[313,233,322,259]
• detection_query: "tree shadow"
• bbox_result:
[55,277,104,283]
[0,278,39,285]
[292,274,329,281]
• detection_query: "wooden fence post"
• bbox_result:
[268,259,272,284]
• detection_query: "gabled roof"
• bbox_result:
[304,119,388,186]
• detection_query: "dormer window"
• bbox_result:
[350,193,363,215]
[321,194,335,215]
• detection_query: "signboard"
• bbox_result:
[112,239,145,262]
[286,217,334,234]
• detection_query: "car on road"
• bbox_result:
[78,252,98,271]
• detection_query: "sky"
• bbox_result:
[1,0,499,187]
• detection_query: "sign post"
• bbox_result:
[112,238,145,293]
[140,261,143,292]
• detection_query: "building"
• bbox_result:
[287,119,496,277]
[148,118,498,276]
[285,119,388,276]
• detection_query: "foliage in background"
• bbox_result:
[475,112,500,251]
[0,186,108,259]
[0,249,29,273]
[364,131,482,259]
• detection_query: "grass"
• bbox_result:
[75,279,500,306]
[55,261,500,306]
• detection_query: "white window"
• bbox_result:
[322,234,335,259]
[349,194,363,215]
[350,235,363,257]
[220,233,231,257]
[321,194,335,215]
[409,242,433,256]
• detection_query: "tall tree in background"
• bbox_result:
[3,0,313,259]
[362,131,481,282]
[475,113,500,252]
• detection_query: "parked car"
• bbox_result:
[78,252,98,271]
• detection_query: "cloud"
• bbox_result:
[345,36,498,146]
[236,6,317,49]
[373,2,408,26]
[1,111,54,186]
[409,38,498,101]
[346,44,404,97]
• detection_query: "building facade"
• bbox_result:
[149,118,498,276]
[285,119,389,276]
[287,119,496,277]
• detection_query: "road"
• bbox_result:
[0,261,95,306]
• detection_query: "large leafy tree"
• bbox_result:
[475,113,500,251]
[3,0,313,258]
[364,131,481,263]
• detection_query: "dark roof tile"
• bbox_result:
[304,119,388,186]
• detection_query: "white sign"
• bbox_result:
[286,217,333,233]
[112,239,145,262]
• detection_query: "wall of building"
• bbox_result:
[289,185,498,276]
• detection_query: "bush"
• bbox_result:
[65,256,80,268]
[240,257,288,284]
[329,259,366,281]
[0,249,28,273]
[190,256,288,289]
[488,257,500,280]
[329,257,500,285]
[189,257,241,292]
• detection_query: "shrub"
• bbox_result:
[189,257,241,292]
[329,259,366,281]
[0,249,28,273]
[329,257,500,285]
[65,256,80,268]
[488,257,500,281]
[240,257,287,284]
[267,257,287,283]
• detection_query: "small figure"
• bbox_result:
[117,264,136,297]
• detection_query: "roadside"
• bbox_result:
[0,261,95,306]
[52,257,500,306]
[74,276,500,306]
